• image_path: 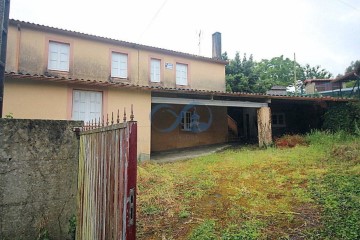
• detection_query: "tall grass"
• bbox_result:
[137,131,360,239]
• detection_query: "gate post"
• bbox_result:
[126,121,137,240]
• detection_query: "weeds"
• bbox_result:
[137,131,360,239]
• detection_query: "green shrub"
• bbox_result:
[323,102,360,133]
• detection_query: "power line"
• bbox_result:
[336,0,359,11]
[139,0,168,40]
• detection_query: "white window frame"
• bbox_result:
[48,41,70,72]
[72,90,102,123]
[181,111,192,131]
[150,58,161,83]
[272,113,286,127]
[111,52,128,78]
[176,63,188,86]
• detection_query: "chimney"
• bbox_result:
[212,32,222,59]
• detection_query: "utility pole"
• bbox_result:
[0,0,10,117]
[293,53,297,94]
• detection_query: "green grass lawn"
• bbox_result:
[137,132,360,240]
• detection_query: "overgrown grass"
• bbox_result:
[137,131,360,239]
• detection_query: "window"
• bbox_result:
[150,59,161,82]
[176,63,188,85]
[181,111,192,131]
[48,41,70,71]
[72,90,102,122]
[111,52,128,78]
[272,113,286,127]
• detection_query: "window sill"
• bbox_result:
[149,81,163,87]
[45,70,70,77]
[175,84,191,89]
[109,77,130,83]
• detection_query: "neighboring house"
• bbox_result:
[304,79,345,94]
[3,19,350,160]
[266,86,287,96]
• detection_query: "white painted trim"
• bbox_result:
[151,97,268,108]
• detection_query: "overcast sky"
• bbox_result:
[9,0,360,76]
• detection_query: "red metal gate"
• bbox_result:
[76,113,137,240]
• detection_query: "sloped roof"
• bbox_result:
[304,79,334,84]
[9,19,227,65]
[332,66,360,83]
[5,71,352,102]
[270,85,287,90]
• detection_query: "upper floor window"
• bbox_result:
[111,52,128,78]
[48,41,70,71]
[150,59,161,83]
[72,90,102,123]
[176,63,188,86]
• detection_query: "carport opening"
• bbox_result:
[227,107,258,144]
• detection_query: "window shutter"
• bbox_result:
[48,41,70,71]
[151,59,161,82]
[176,64,188,85]
[72,90,102,122]
[111,52,128,78]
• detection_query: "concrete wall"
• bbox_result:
[0,119,82,240]
[151,104,228,152]
[6,22,225,91]
[3,78,151,160]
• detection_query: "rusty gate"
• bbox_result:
[76,112,137,240]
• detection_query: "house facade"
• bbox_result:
[3,20,350,160]
[3,20,229,160]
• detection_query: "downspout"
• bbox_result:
[137,48,140,85]
[15,23,21,72]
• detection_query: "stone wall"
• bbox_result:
[0,119,82,240]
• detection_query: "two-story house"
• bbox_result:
[4,19,241,160]
[4,20,349,160]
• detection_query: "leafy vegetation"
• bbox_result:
[222,52,332,93]
[137,131,360,239]
[323,102,360,134]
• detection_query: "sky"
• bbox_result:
[9,0,360,77]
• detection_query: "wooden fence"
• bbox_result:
[76,113,137,240]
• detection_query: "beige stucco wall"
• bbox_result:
[107,88,151,160]
[305,83,316,94]
[6,24,225,92]
[151,104,228,152]
[3,78,151,159]
[3,79,68,119]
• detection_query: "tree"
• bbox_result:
[345,60,360,74]
[254,56,304,92]
[302,64,332,79]
[225,52,258,93]
[224,53,333,94]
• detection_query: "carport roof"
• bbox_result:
[5,71,352,103]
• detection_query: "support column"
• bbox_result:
[257,107,272,147]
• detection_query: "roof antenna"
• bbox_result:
[197,30,202,56]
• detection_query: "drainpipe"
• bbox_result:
[0,0,11,118]
[16,23,21,72]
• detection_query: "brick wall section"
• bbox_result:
[0,119,82,240]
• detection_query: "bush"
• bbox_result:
[323,102,360,134]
